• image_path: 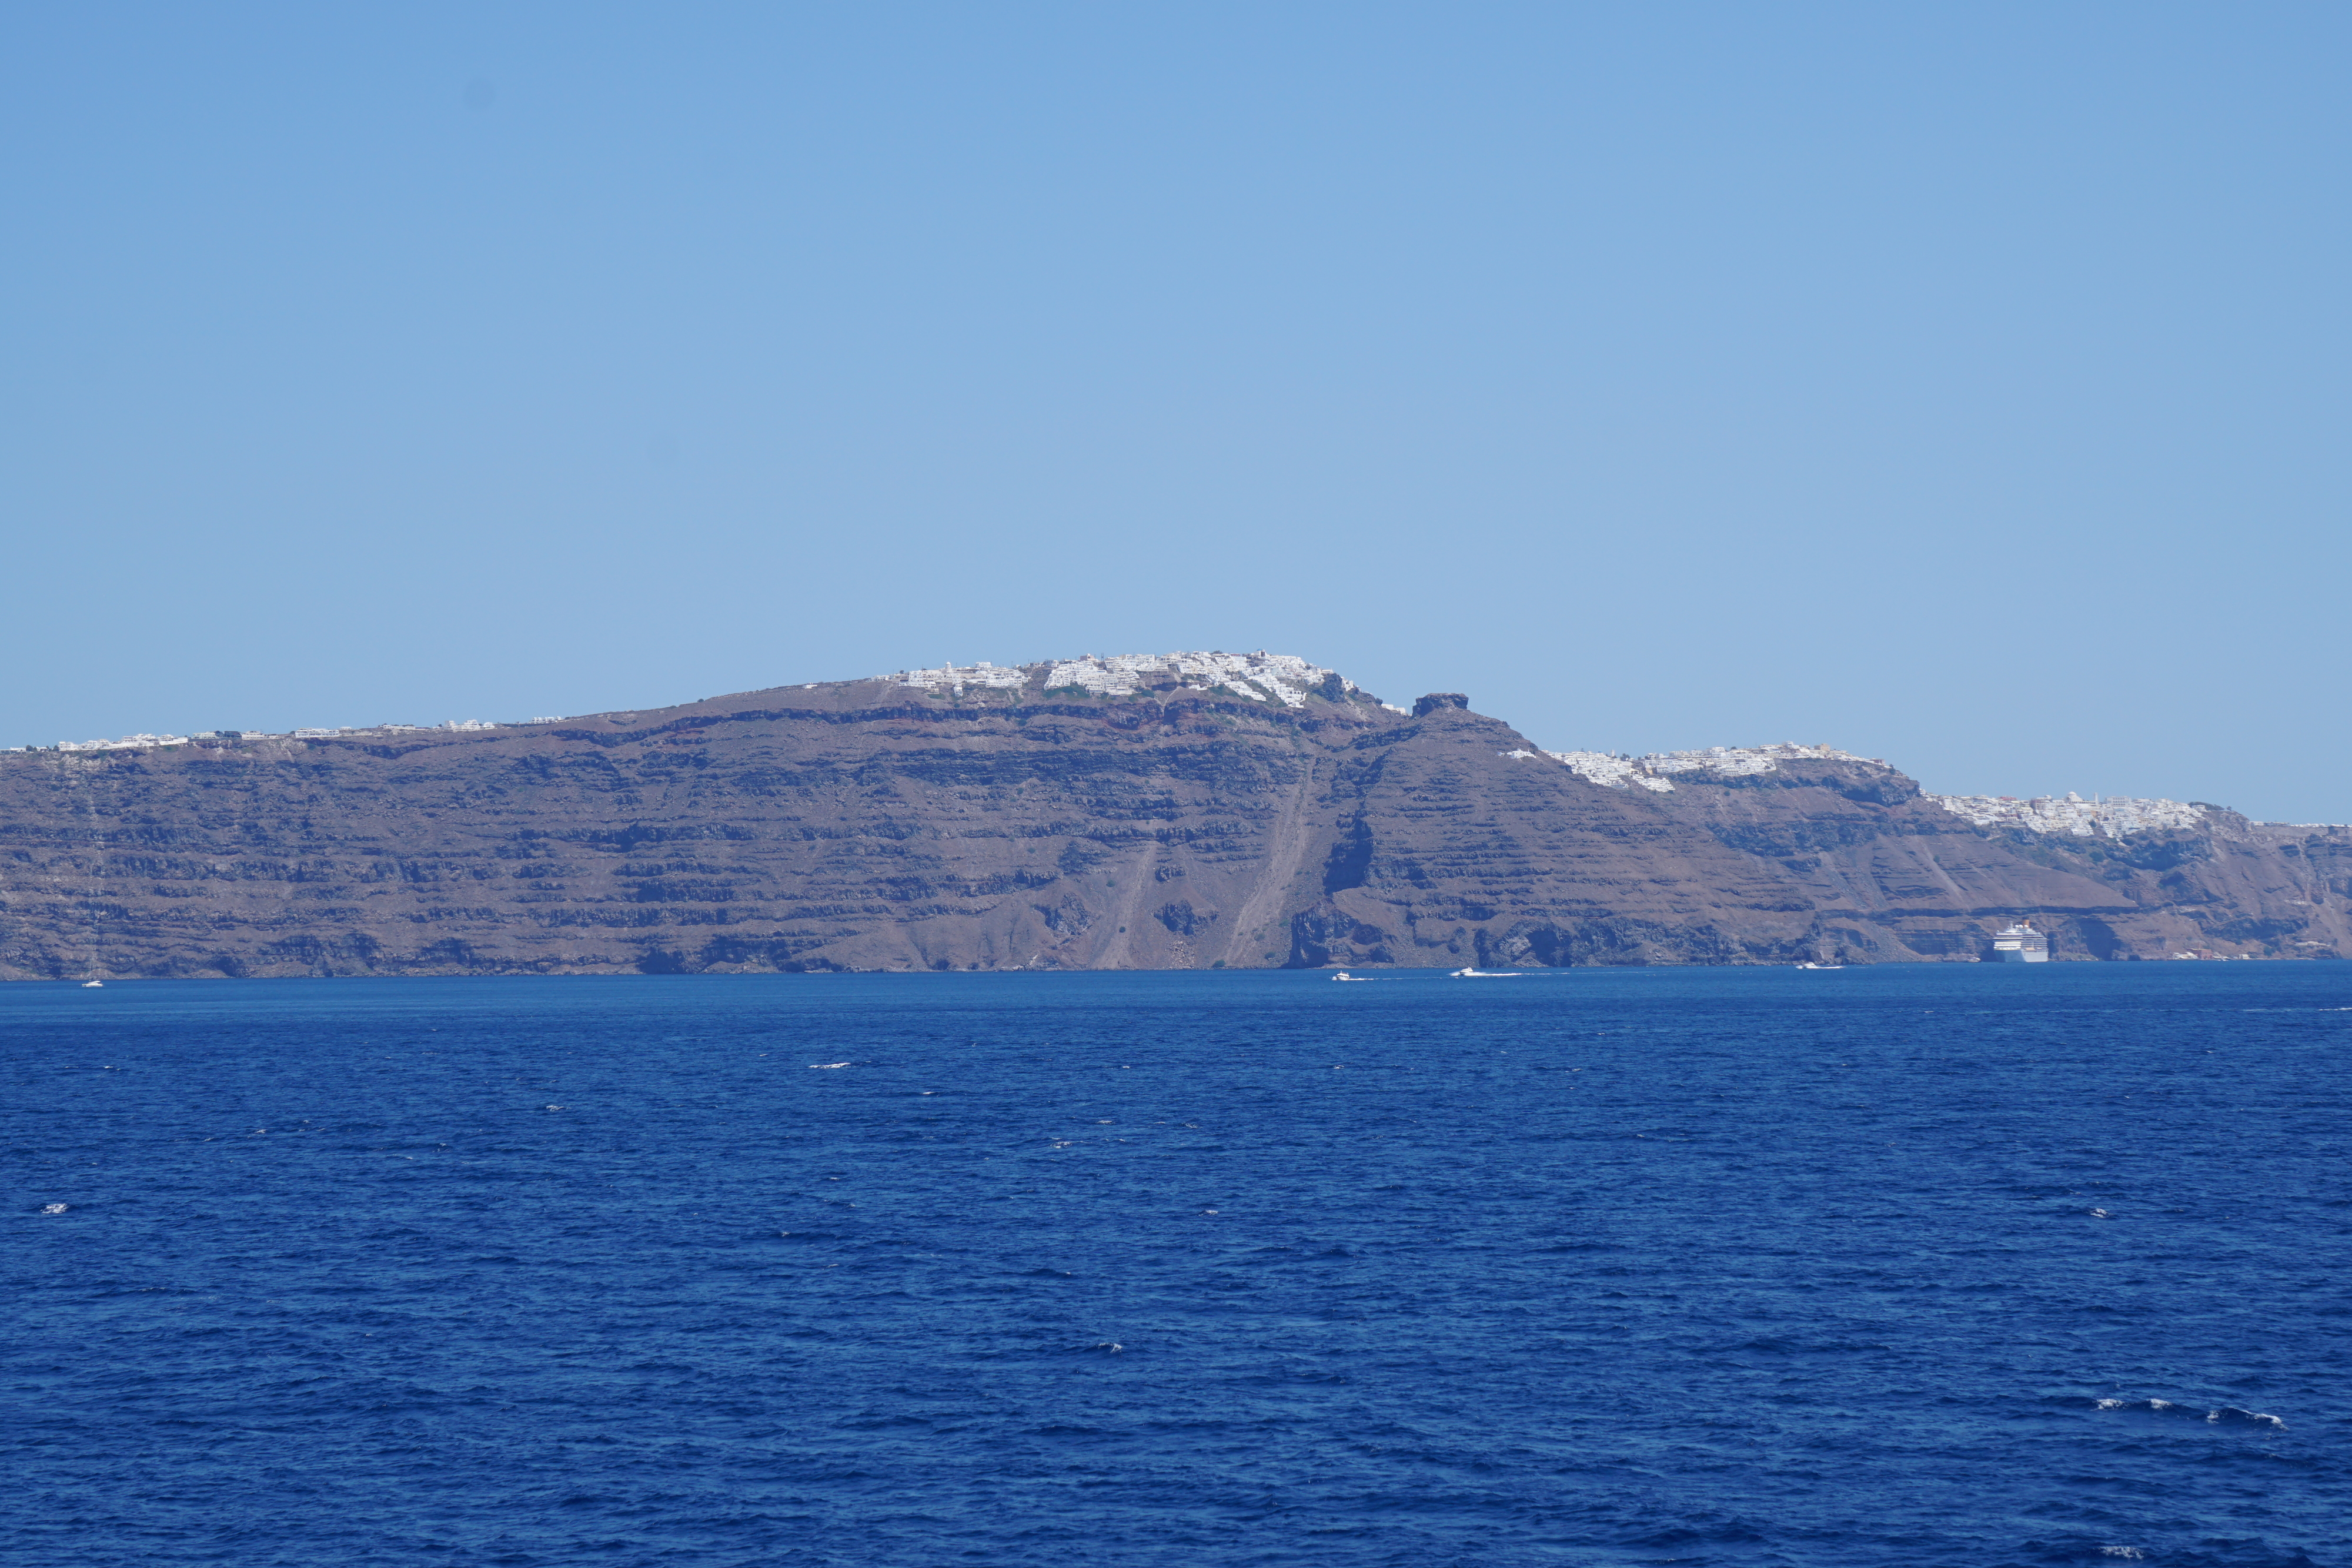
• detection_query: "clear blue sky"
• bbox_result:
[6,4,2347,819]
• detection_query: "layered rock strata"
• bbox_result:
[2,655,2345,977]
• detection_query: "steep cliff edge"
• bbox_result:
[3,654,2344,977]
[1605,755,2352,964]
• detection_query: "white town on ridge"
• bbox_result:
[1,650,2327,832]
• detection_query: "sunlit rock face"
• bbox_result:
[2,653,2345,978]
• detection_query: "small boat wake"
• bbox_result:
[1449,967,1521,978]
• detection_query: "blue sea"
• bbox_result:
[5,964,2347,1567]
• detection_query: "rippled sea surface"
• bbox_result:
[5,965,2348,1567]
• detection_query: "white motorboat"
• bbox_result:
[81,980,103,988]
[1330,971,1372,982]
[1448,967,1521,978]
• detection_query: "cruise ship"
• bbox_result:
[1986,921,2050,962]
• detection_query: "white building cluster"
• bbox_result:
[1545,751,1678,792]
[890,651,1353,708]
[887,661,1033,694]
[5,717,530,753]
[1048,651,1347,707]
[1544,742,1875,794]
[39,733,193,753]
[1536,741,2220,836]
[1926,791,2206,837]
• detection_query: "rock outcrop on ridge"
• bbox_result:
[2,651,2346,978]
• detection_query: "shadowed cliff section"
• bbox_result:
[3,664,2346,977]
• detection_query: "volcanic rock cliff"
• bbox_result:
[3,653,2346,978]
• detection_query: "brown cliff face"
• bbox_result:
[2,664,2344,978]
[0,676,1379,978]
[1636,761,2140,959]
[1287,706,1832,969]
[1592,760,2352,964]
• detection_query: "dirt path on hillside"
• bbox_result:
[1223,752,1319,967]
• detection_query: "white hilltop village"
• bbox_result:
[11,718,561,753]
[1546,743,2216,836]
[886,650,1372,709]
[2,648,2328,833]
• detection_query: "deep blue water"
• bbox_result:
[5,964,2348,1568]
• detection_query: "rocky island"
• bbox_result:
[3,650,2345,978]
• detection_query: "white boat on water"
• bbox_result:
[1987,921,2050,963]
[1449,967,1521,978]
[81,980,103,988]
[1794,961,1844,971]
[1330,971,1373,982]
